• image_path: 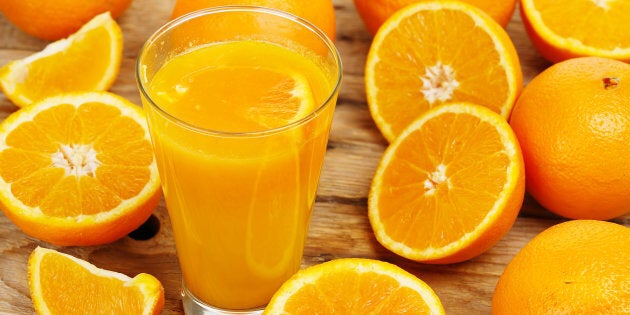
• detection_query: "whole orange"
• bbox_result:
[0,0,132,41]
[171,0,336,41]
[492,220,630,314]
[353,0,516,35]
[509,57,630,220]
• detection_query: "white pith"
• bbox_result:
[51,144,100,177]
[423,163,448,195]
[420,62,460,104]
[592,0,611,9]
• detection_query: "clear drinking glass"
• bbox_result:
[136,6,341,314]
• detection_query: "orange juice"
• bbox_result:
[142,40,338,310]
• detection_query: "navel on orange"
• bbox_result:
[520,0,630,63]
[0,92,161,246]
[369,102,525,264]
[28,246,165,315]
[365,0,522,142]
[492,220,630,314]
[263,258,445,314]
[0,12,122,108]
[353,0,517,35]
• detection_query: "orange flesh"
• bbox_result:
[37,253,147,314]
[376,112,511,248]
[283,271,433,313]
[0,102,154,216]
[375,9,509,107]
[531,0,630,50]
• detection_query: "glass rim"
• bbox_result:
[135,5,343,137]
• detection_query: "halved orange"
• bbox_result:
[0,12,122,108]
[0,92,161,246]
[365,0,522,142]
[28,246,164,314]
[520,0,630,63]
[369,102,525,264]
[263,258,445,314]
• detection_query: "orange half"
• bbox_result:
[369,102,525,264]
[0,92,161,246]
[365,0,522,142]
[263,258,445,314]
[520,0,630,63]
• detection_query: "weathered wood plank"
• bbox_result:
[0,1,628,314]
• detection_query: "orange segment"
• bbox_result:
[28,246,164,315]
[369,102,525,264]
[0,92,161,246]
[263,258,445,314]
[0,12,122,108]
[520,0,630,62]
[365,0,522,142]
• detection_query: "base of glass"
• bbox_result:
[181,283,265,315]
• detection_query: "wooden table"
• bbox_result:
[1,1,628,314]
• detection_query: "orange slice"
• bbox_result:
[245,69,315,129]
[369,102,525,264]
[28,246,164,315]
[520,0,630,63]
[0,92,161,246]
[263,258,445,314]
[365,0,522,142]
[0,12,122,108]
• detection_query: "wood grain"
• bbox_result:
[1,0,628,314]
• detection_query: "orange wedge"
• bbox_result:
[263,258,445,314]
[0,12,122,108]
[369,102,525,264]
[28,246,164,315]
[520,0,630,63]
[365,0,522,142]
[0,92,161,246]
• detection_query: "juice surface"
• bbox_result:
[144,40,337,309]
[150,40,333,133]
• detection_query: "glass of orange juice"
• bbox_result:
[136,6,341,314]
